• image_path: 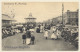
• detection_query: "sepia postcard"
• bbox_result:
[1,0,79,52]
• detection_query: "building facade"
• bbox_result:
[47,10,78,26]
[2,14,15,27]
[64,10,78,26]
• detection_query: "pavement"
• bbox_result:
[2,31,78,51]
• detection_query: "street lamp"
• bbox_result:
[62,3,64,26]
[61,3,64,32]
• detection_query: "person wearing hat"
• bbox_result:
[51,31,57,40]
[31,35,35,45]
[22,33,26,44]
[44,29,49,39]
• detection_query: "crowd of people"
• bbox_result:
[22,24,78,48]
[22,25,61,45]
[22,29,35,45]
[2,28,16,39]
[44,26,61,40]
[2,24,78,48]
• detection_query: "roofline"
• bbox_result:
[25,18,36,19]
[2,14,10,18]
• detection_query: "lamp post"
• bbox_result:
[61,3,64,32]
[62,3,64,26]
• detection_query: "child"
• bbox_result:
[31,35,35,45]
[22,34,26,44]
[44,29,48,39]
[51,31,57,40]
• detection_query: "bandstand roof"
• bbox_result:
[25,13,36,19]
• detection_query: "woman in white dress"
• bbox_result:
[23,27,26,33]
[52,26,56,32]
[51,31,57,40]
[26,38,31,45]
[56,29,61,39]
[40,25,44,33]
[44,29,49,39]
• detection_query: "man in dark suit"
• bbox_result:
[26,30,31,38]
[22,34,26,44]
[31,35,35,45]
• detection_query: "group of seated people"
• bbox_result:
[2,28,16,39]
[61,28,78,48]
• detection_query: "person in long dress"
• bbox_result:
[36,27,40,33]
[44,29,49,39]
[51,31,57,40]
[23,27,26,33]
[56,28,61,39]
[26,30,31,45]
[40,25,44,33]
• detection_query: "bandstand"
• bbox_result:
[25,13,36,29]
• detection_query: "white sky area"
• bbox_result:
[2,2,78,23]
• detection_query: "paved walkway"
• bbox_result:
[2,32,78,51]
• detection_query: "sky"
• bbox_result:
[2,2,78,23]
